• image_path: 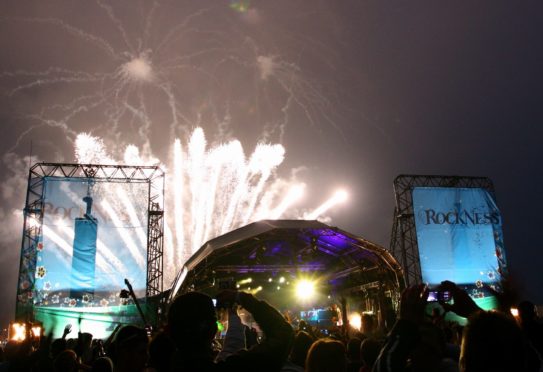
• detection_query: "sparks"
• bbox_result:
[72,128,347,284]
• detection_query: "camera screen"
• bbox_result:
[427,290,451,302]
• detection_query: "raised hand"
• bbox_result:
[399,284,429,323]
[439,280,481,318]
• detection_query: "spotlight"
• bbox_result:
[31,326,42,338]
[510,307,519,317]
[268,278,273,282]
[237,277,252,285]
[295,279,316,301]
[279,277,285,284]
[10,323,26,342]
[249,286,263,295]
[349,312,362,331]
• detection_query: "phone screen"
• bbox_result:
[427,290,451,302]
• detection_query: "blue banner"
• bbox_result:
[35,178,149,311]
[412,187,506,291]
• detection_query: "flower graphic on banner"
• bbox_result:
[43,281,52,291]
[20,280,30,290]
[100,299,109,307]
[68,299,77,307]
[82,294,91,304]
[51,294,60,304]
[36,266,47,279]
[37,242,44,251]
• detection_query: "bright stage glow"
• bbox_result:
[31,326,42,338]
[238,277,252,285]
[10,323,26,342]
[510,307,519,317]
[349,312,362,331]
[295,279,316,301]
[305,189,349,220]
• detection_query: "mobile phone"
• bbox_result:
[427,290,451,302]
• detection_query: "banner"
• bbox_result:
[31,177,149,337]
[412,187,506,303]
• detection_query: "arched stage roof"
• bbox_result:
[169,220,404,303]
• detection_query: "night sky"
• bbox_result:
[1,1,542,330]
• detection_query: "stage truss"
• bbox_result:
[389,175,495,286]
[16,163,164,320]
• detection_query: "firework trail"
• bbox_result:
[1,1,343,151]
[74,130,347,283]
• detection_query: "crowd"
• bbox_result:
[1,281,542,372]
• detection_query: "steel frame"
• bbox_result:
[389,175,495,287]
[16,163,164,320]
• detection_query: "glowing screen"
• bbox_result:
[412,187,506,306]
[35,177,149,311]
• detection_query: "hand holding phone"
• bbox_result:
[399,284,429,323]
[438,281,482,318]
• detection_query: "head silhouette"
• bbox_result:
[290,331,314,367]
[305,338,346,372]
[518,300,537,324]
[460,311,527,372]
[168,291,218,351]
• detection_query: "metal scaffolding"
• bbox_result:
[16,163,164,320]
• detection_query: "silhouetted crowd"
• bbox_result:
[1,281,542,371]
